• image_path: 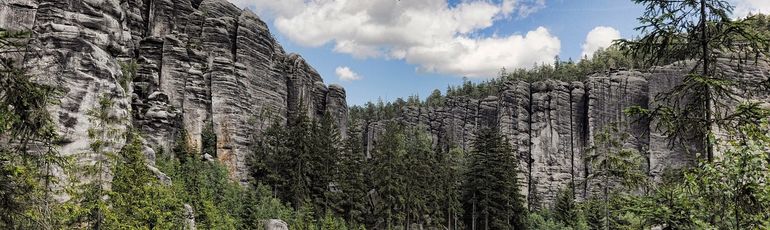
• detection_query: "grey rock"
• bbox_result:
[147,164,172,186]
[184,204,196,230]
[1,0,348,187]
[4,0,769,211]
[363,63,769,208]
[264,219,288,230]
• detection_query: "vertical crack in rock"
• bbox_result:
[143,0,153,37]
[581,83,590,198]
[231,15,238,64]
[568,84,575,197]
[527,82,534,209]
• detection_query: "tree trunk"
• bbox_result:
[700,0,714,162]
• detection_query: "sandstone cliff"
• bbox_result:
[1,0,348,182]
[3,0,768,210]
[362,60,770,208]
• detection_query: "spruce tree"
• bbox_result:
[585,124,647,230]
[67,95,125,229]
[0,28,67,229]
[462,127,526,230]
[439,147,466,230]
[310,112,343,214]
[370,121,408,229]
[618,0,770,161]
[337,120,368,225]
[108,132,181,228]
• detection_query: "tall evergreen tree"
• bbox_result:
[337,119,368,225]
[462,127,526,230]
[585,124,647,230]
[618,0,770,161]
[310,112,343,214]
[107,132,181,229]
[438,147,466,230]
[67,95,125,229]
[370,121,408,229]
[0,28,67,229]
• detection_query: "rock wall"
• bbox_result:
[3,0,768,210]
[1,0,348,182]
[363,61,769,208]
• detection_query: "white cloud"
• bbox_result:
[405,27,560,77]
[581,26,621,59]
[514,0,546,18]
[228,0,556,78]
[733,0,770,18]
[335,66,362,81]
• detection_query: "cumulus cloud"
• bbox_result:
[335,66,362,81]
[733,0,770,18]
[228,0,557,78]
[404,27,560,77]
[581,26,621,59]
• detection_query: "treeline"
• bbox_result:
[349,45,642,122]
[249,105,529,229]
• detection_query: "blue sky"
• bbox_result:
[229,0,770,105]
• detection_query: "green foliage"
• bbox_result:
[618,0,770,68]
[239,183,295,228]
[0,28,70,229]
[336,123,369,225]
[527,211,577,230]
[619,0,770,161]
[157,129,243,229]
[462,126,527,230]
[584,123,647,230]
[368,122,409,228]
[118,60,137,92]
[107,132,182,229]
[64,95,126,229]
[553,184,582,228]
[628,120,770,229]
[251,106,337,211]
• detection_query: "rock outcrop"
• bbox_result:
[362,61,770,208]
[264,219,289,230]
[3,0,768,211]
[1,0,348,183]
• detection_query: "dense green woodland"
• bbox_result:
[2,1,770,229]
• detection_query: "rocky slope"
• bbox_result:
[362,60,770,208]
[2,0,348,182]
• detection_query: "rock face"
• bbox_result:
[1,0,348,182]
[3,0,768,211]
[264,219,288,230]
[362,61,769,208]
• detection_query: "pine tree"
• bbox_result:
[585,123,647,230]
[629,116,770,229]
[401,126,434,229]
[462,127,526,230]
